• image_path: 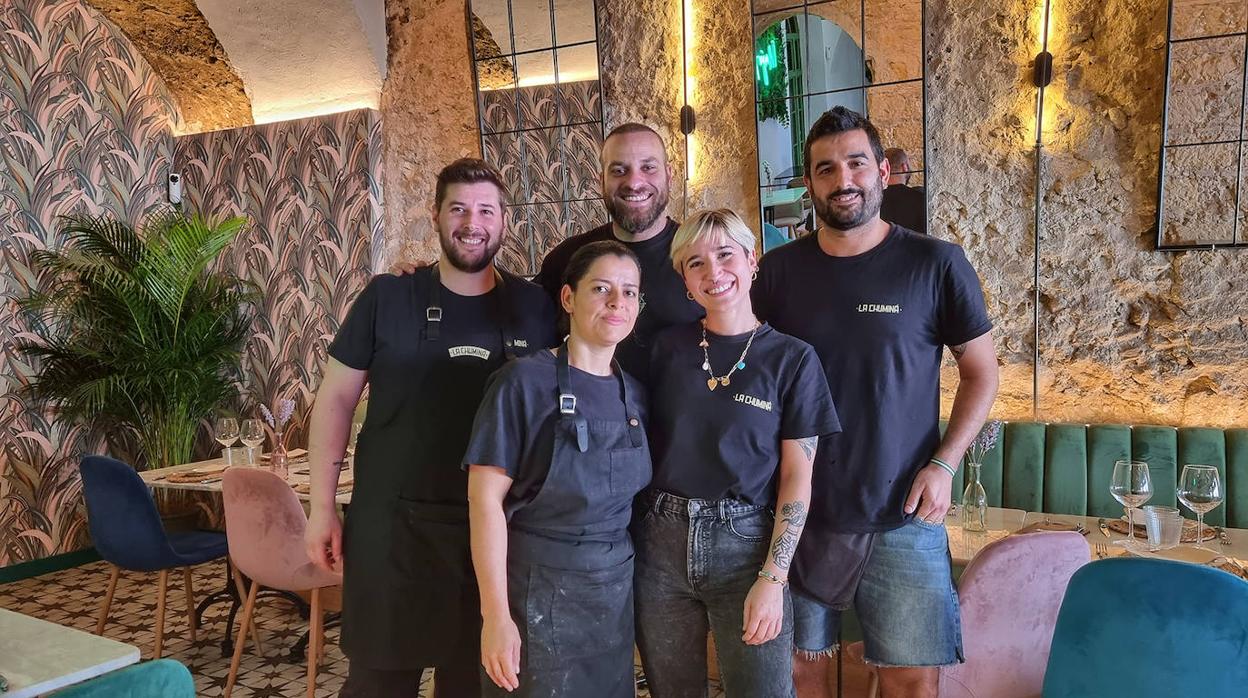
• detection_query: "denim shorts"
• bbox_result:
[792,517,964,667]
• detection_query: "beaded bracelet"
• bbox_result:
[929,457,957,477]
[757,569,787,586]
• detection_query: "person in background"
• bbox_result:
[754,108,997,698]
[635,209,840,697]
[465,241,651,697]
[879,147,927,234]
[533,123,704,380]
[305,159,557,697]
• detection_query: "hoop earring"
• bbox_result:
[751,270,758,281]
[687,291,694,301]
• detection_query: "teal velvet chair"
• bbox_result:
[50,659,194,697]
[1042,558,1248,697]
[944,422,1248,528]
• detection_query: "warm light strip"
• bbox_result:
[683,0,697,182]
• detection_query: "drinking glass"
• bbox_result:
[1110,460,1152,545]
[1177,464,1223,551]
[345,422,362,473]
[240,419,265,465]
[214,417,239,464]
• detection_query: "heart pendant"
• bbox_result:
[721,376,731,387]
[707,378,718,391]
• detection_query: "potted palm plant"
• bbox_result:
[16,210,258,471]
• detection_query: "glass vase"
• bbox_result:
[962,462,987,532]
[271,432,288,479]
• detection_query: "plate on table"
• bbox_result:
[1107,516,1215,543]
[1120,538,1219,565]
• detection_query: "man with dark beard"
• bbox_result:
[534,123,703,378]
[305,158,557,697]
[753,108,999,698]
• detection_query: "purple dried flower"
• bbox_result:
[275,398,295,426]
[967,420,1003,464]
[259,403,275,429]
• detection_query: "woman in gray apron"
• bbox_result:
[635,210,841,697]
[464,241,652,697]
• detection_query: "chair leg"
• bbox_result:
[154,569,169,658]
[307,587,323,698]
[182,567,198,643]
[95,564,120,635]
[231,561,265,654]
[867,667,879,698]
[225,579,260,698]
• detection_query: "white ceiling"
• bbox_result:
[195,0,386,125]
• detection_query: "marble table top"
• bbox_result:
[0,608,140,697]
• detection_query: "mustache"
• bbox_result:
[827,188,865,198]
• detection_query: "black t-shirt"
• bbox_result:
[753,227,992,532]
[533,218,705,380]
[462,350,643,523]
[328,268,558,506]
[880,184,927,235]
[647,322,841,506]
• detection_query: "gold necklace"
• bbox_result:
[700,320,760,391]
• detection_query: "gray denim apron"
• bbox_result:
[488,345,650,697]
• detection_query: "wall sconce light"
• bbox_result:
[1031,0,1054,418]
[681,0,695,189]
[680,104,696,135]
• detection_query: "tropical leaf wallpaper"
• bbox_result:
[173,108,381,452]
[479,80,608,276]
[0,0,179,565]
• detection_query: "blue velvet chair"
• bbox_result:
[79,455,229,658]
[1043,557,1248,697]
[49,659,195,697]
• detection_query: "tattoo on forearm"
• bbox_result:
[796,436,817,462]
[950,342,968,358]
[769,501,808,571]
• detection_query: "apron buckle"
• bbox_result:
[559,393,577,415]
[426,307,443,322]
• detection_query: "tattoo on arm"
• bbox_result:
[769,501,808,571]
[796,436,817,462]
[950,342,968,358]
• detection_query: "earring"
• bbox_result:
[751,270,758,281]
[686,291,694,301]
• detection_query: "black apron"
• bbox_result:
[488,346,651,698]
[342,264,519,670]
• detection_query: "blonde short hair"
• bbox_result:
[670,208,758,272]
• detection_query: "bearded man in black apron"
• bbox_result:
[464,241,652,697]
[305,159,557,697]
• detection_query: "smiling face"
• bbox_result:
[561,254,642,349]
[601,130,672,236]
[432,181,505,273]
[805,128,889,232]
[679,231,757,316]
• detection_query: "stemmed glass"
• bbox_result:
[214,417,240,465]
[240,419,265,465]
[1177,464,1223,551]
[1110,460,1152,546]
[344,423,362,475]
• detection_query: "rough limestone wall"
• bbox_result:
[86,0,252,133]
[931,0,1248,427]
[379,0,480,270]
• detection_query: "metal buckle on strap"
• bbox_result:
[558,394,576,415]
[426,307,442,322]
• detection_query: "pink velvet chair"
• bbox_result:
[222,467,342,698]
[848,530,1090,698]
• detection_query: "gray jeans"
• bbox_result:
[634,491,795,698]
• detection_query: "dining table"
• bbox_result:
[0,608,140,698]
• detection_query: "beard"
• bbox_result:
[439,225,502,273]
[604,183,670,235]
[812,176,884,231]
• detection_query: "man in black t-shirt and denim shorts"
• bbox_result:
[753,108,999,698]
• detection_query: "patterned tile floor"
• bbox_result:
[0,560,732,697]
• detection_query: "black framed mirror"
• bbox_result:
[749,0,927,248]
[468,0,608,275]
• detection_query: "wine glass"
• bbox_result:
[1110,460,1152,546]
[240,419,265,465]
[344,422,363,474]
[1177,464,1223,551]
[214,417,240,465]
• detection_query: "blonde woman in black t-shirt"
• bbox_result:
[635,209,841,697]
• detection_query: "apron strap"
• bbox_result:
[426,263,516,358]
[556,344,643,451]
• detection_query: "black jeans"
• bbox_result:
[634,491,795,698]
[339,653,479,698]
